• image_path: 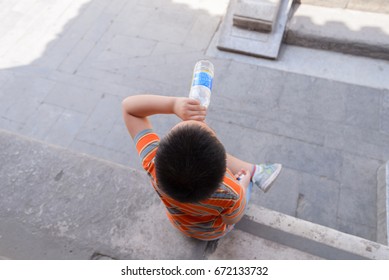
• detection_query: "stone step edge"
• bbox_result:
[237,204,389,260]
[377,162,389,245]
[284,3,389,61]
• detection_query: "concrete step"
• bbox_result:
[285,3,389,60]
[1,129,389,259]
[235,205,389,259]
[232,0,282,33]
[296,0,389,14]
[377,162,389,245]
[206,228,322,259]
[217,0,293,59]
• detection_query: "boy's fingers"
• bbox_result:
[190,110,206,116]
[235,169,251,181]
[187,99,207,110]
[187,98,201,105]
[190,115,206,121]
[188,104,206,112]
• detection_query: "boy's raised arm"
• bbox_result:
[122,95,206,139]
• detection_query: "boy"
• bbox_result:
[122,94,281,240]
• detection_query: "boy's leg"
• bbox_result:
[226,154,255,176]
[227,153,282,193]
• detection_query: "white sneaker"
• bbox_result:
[252,163,282,192]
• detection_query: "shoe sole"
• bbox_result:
[260,164,282,193]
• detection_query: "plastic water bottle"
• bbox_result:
[189,60,214,108]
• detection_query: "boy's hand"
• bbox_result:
[235,169,251,189]
[174,98,207,121]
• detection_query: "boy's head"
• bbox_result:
[155,121,226,203]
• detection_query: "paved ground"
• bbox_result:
[1,0,389,242]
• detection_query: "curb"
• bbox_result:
[237,205,389,259]
[377,162,389,245]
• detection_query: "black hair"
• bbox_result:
[155,123,226,203]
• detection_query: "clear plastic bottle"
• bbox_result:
[189,60,214,108]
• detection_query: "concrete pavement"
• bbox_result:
[1,0,389,257]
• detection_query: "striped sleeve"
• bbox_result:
[220,175,246,223]
[134,129,160,172]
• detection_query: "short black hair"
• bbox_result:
[155,123,226,203]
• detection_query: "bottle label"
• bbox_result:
[192,71,212,90]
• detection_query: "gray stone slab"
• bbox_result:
[266,139,343,182]
[137,52,203,89]
[337,154,381,233]
[348,0,389,14]
[69,138,137,169]
[345,88,381,130]
[3,1,73,64]
[137,6,196,45]
[0,129,206,259]
[295,0,348,8]
[0,217,93,260]
[44,109,89,148]
[207,229,321,259]
[278,73,348,123]
[251,167,300,217]
[233,0,282,32]
[337,219,377,242]
[75,93,121,146]
[377,162,389,245]
[387,162,389,243]
[233,16,272,33]
[297,173,340,229]
[0,75,55,120]
[110,5,153,37]
[44,83,102,114]
[183,14,221,51]
[0,70,12,89]
[217,0,292,59]
[20,103,64,140]
[0,0,48,57]
[324,125,389,161]
[255,116,325,146]
[35,0,113,69]
[75,66,125,85]
[208,29,389,92]
[381,93,389,135]
[238,205,389,259]
[286,4,389,60]
[47,70,133,98]
[4,98,42,125]
[0,116,24,133]
[107,35,157,58]
[101,121,133,153]
[58,39,97,74]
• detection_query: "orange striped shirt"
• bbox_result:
[135,129,246,240]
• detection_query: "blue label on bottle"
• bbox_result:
[192,71,212,90]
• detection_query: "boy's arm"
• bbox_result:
[122,95,206,139]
